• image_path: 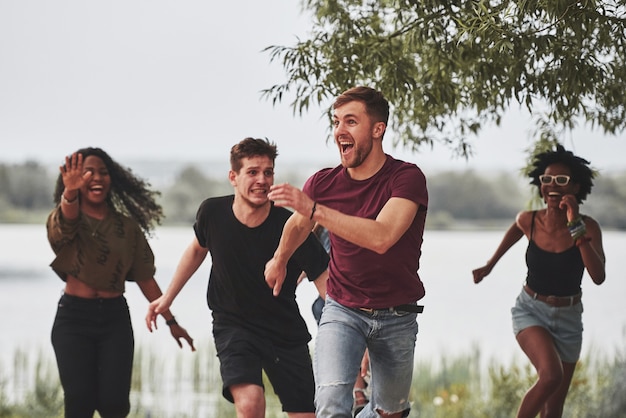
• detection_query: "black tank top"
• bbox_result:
[525,211,584,296]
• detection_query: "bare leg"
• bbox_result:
[540,361,576,418]
[377,411,404,418]
[230,383,265,418]
[515,326,566,418]
[353,373,368,415]
[354,350,370,416]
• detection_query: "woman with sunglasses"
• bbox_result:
[472,144,605,418]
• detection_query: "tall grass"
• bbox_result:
[1,341,624,417]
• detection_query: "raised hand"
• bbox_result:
[559,194,580,222]
[60,152,92,193]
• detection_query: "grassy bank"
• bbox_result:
[1,342,625,417]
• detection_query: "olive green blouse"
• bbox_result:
[46,206,156,292]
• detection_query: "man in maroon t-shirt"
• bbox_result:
[265,86,428,418]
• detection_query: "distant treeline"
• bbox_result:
[2,160,626,229]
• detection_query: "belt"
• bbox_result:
[359,304,424,314]
[523,285,581,307]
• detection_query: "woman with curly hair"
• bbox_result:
[47,147,195,417]
[472,144,606,418]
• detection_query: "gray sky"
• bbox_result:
[1,0,624,174]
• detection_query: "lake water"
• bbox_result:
[1,223,625,382]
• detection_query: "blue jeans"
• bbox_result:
[314,296,418,418]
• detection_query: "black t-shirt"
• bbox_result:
[194,195,329,346]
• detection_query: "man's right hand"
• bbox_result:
[146,296,171,332]
[264,257,287,297]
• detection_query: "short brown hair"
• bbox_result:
[333,86,390,126]
[230,137,278,172]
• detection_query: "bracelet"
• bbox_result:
[62,193,78,204]
[309,201,317,220]
[166,317,178,326]
[567,216,586,241]
[566,216,583,227]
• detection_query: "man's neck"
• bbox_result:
[232,198,271,228]
[347,149,387,181]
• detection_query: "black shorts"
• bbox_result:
[213,324,315,413]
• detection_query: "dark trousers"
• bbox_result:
[51,293,134,418]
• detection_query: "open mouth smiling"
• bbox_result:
[340,141,354,153]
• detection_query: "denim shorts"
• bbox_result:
[212,324,315,413]
[314,296,418,417]
[511,287,584,363]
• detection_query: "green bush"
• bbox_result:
[1,342,625,417]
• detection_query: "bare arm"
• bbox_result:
[560,194,606,284]
[268,183,419,254]
[137,278,195,351]
[472,219,525,284]
[578,217,606,284]
[314,197,418,254]
[145,237,208,330]
[264,211,315,296]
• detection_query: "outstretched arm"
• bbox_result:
[136,278,195,351]
[265,211,315,296]
[472,220,525,284]
[145,238,208,339]
[268,183,419,255]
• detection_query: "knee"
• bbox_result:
[63,386,97,416]
[98,404,130,418]
[98,396,130,418]
[98,406,130,418]
[315,381,353,416]
[538,366,564,392]
[235,396,265,417]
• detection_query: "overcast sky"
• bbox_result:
[1,0,624,175]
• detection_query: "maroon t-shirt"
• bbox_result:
[303,154,428,309]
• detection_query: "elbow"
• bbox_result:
[372,245,390,255]
[370,237,396,255]
[592,273,606,285]
[589,267,606,285]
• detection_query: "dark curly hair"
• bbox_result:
[53,147,164,234]
[528,144,595,203]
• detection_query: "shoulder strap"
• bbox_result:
[530,211,537,240]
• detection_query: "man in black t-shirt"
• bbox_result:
[146,138,329,418]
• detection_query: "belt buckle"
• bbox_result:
[546,295,557,306]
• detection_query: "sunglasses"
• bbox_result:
[539,174,571,186]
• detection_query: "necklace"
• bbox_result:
[85,216,103,238]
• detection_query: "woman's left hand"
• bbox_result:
[559,194,580,221]
[169,324,196,351]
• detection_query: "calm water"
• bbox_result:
[1,224,625,371]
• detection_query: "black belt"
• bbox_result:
[359,304,424,314]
